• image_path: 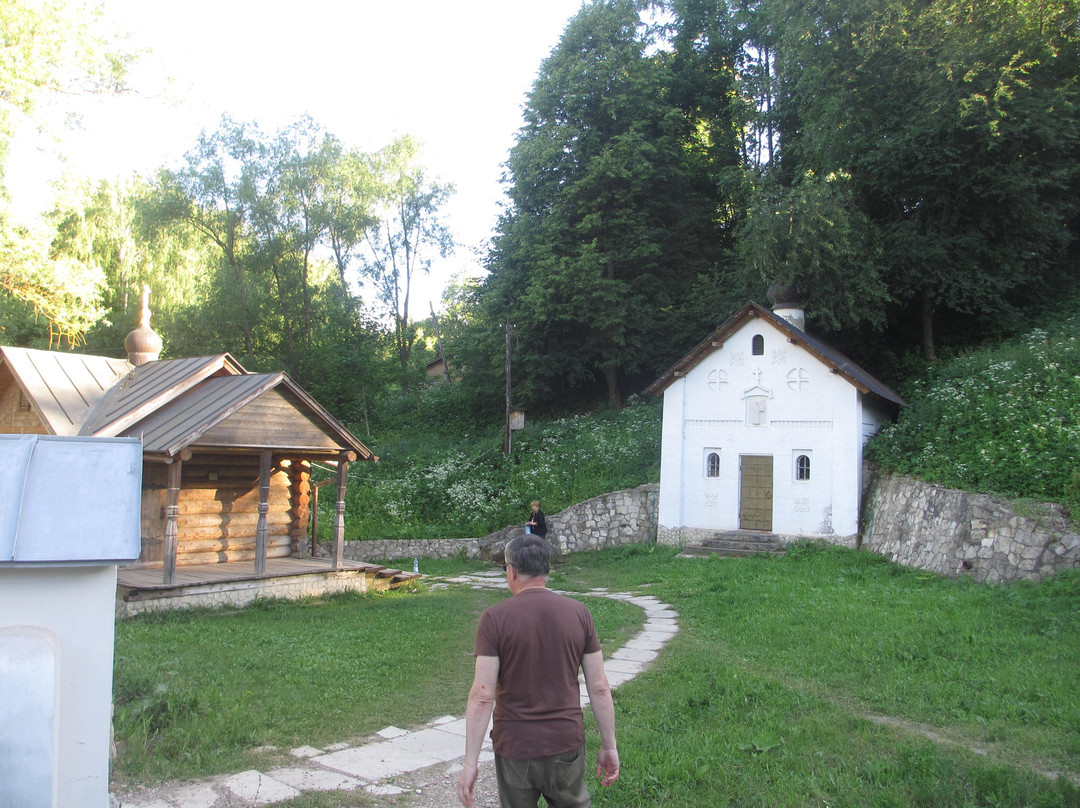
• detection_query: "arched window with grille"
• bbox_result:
[705,452,720,478]
[795,454,811,481]
[752,334,764,355]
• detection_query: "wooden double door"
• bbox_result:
[738,455,773,531]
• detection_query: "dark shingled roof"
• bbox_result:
[644,301,906,407]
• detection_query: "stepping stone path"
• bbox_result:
[111,570,679,807]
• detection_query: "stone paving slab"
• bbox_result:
[612,647,658,663]
[430,716,494,743]
[221,770,301,805]
[646,617,679,630]
[638,629,677,642]
[166,782,219,808]
[390,727,471,762]
[605,658,646,674]
[315,740,445,780]
[267,765,365,792]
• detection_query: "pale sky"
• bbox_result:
[10,0,586,316]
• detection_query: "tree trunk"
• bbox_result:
[604,366,622,409]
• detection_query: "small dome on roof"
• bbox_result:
[124,285,163,365]
[766,281,805,308]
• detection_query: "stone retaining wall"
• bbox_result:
[861,470,1080,584]
[335,476,1078,584]
[548,484,659,554]
[339,537,480,563]
[337,484,659,564]
[117,570,371,618]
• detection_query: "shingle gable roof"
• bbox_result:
[644,301,907,407]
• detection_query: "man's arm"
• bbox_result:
[457,654,499,807]
[581,650,620,787]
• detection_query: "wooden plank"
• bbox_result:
[178,534,290,554]
[332,456,349,569]
[178,511,291,529]
[198,389,341,451]
[178,544,291,567]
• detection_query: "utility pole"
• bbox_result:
[504,317,514,455]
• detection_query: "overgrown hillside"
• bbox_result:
[867,319,1080,513]
[316,387,662,541]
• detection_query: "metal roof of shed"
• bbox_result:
[1,346,372,462]
[80,353,246,438]
[0,347,131,435]
[115,372,372,460]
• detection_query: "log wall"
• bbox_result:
[140,454,309,567]
[0,371,47,434]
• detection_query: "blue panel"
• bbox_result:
[0,435,142,564]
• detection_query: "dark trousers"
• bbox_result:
[494,746,590,808]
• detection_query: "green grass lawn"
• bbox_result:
[113,545,1080,807]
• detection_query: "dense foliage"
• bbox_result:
[736,0,1080,360]
[322,390,662,541]
[867,318,1080,511]
[474,0,745,409]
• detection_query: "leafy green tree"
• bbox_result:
[152,117,378,382]
[735,169,888,332]
[481,0,742,410]
[152,118,261,361]
[46,176,212,356]
[740,0,1080,358]
[359,135,454,391]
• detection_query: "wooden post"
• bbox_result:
[310,478,336,557]
[310,480,319,558]
[255,450,272,576]
[163,458,182,585]
[331,452,353,570]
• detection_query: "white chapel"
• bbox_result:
[646,288,905,544]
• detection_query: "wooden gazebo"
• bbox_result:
[0,290,402,603]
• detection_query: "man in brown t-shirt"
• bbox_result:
[456,535,620,808]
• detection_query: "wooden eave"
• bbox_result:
[81,353,247,438]
[120,372,374,461]
[644,301,906,408]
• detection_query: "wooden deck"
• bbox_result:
[116,557,420,616]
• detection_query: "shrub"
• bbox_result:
[323,396,662,540]
[867,323,1080,510]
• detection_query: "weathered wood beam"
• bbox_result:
[255,450,272,576]
[163,459,182,585]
